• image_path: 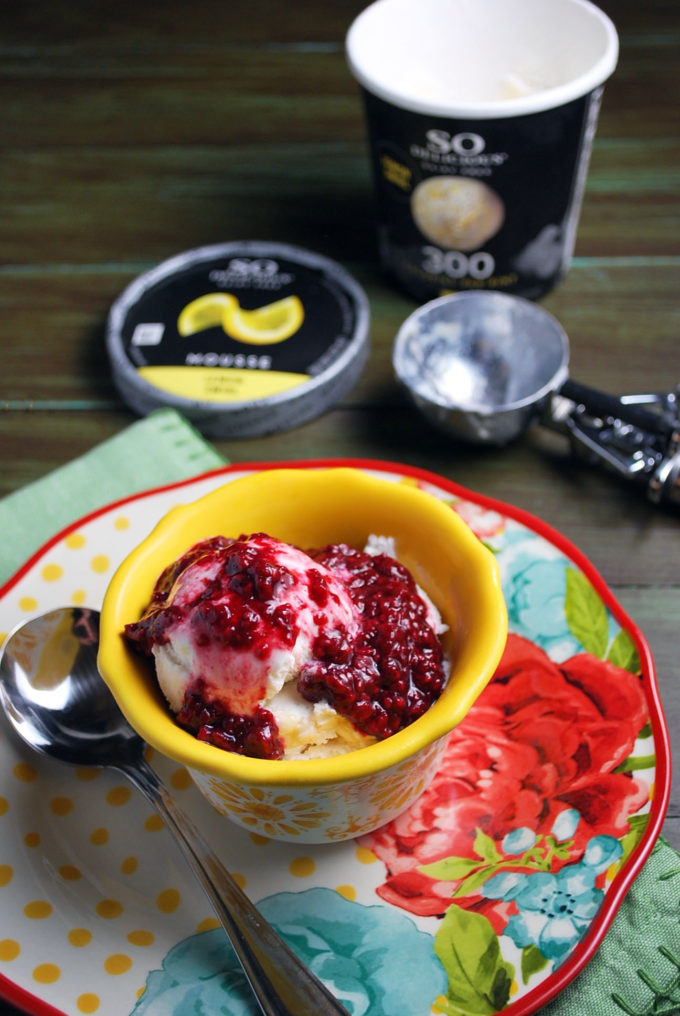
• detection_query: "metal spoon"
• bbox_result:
[0,607,350,1016]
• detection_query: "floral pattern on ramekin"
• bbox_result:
[190,735,450,842]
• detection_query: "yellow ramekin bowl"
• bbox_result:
[98,467,507,842]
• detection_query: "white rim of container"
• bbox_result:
[346,0,619,119]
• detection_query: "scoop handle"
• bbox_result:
[120,757,350,1016]
[559,379,673,437]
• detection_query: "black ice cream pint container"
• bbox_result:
[346,0,618,302]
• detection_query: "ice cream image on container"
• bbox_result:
[346,0,619,301]
[124,532,448,761]
[411,177,506,252]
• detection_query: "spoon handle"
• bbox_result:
[120,757,349,1016]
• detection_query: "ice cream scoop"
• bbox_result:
[393,291,680,506]
[124,532,448,760]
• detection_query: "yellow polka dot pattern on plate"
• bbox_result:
[335,884,357,901]
[0,865,13,887]
[76,768,100,782]
[96,899,124,920]
[77,993,100,1013]
[50,796,74,816]
[65,532,86,550]
[114,516,131,530]
[0,939,20,961]
[59,865,82,881]
[250,832,270,846]
[13,763,37,783]
[24,900,53,919]
[33,962,60,984]
[90,554,110,574]
[156,888,181,913]
[289,856,316,878]
[106,786,131,807]
[40,563,64,582]
[68,928,92,947]
[121,855,138,875]
[127,929,154,947]
[104,953,132,975]
[170,768,192,791]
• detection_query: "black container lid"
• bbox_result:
[107,242,370,437]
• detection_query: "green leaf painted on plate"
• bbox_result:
[434,905,514,1015]
[619,813,650,864]
[614,754,656,773]
[452,866,504,900]
[565,568,608,658]
[606,628,641,673]
[419,856,483,881]
[521,944,549,984]
[420,830,502,886]
[473,828,503,864]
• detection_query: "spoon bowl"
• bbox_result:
[0,608,142,768]
[0,607,349,1016]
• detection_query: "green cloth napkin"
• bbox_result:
[542,835,680,1016]
[0,408,678,1016]
[0,409,226,585]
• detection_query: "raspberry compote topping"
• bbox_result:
[303,543,446,739]
[125,533,446,759]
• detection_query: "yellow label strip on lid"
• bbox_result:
[138,366,310,403]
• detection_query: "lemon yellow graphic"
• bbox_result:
[177,293,304,345]
[224,296,304,345]
[177,293,236,336]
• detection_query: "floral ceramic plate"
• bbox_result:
[0,460,670,1016]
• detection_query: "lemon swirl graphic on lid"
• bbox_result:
[178,293,304,345]
[177,293,235,335]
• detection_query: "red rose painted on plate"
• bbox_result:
[360,634,649,921]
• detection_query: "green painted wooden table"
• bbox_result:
[1,2,678,1013]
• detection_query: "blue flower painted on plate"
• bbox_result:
[499,524,635,669]
[499,527,581,658]
[502,827,537,855]
[130,887,447,1015]
[481,835,623,962]
[551,808,580,843]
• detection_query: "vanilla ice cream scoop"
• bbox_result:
[125,532,447,760]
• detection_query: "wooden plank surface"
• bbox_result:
[0,0,678,1012]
